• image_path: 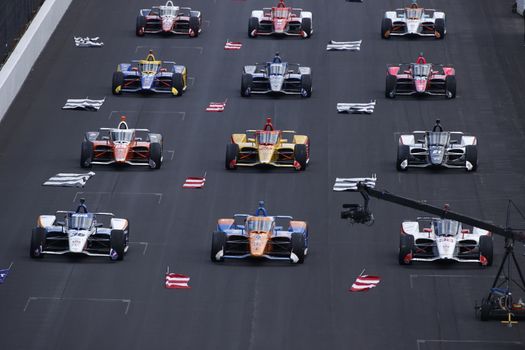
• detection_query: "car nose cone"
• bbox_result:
[269,76,284,92]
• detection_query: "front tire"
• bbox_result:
[398,234,414,265]
[300,75,312,98]
[385,74,397,98]
[136,15,146,36]
[211,231,226,262]
[479,235,493,266]
[291,232,306,264]
[149,143,162,169]
[189,16,200,37]
[396,144,409,171]
[445,75,456,99]
[225,143,239,170]
[241,74,253,97]
[434,18,446,39]
[110,229,126,261]
[248,17,259,37]
[381,18,392,39]
[171,72,185,96]
[112,72,124,95]
[465,145,478,172]
[301,17,312,38]
[80,141,93,168]
[30,227,46,259]
[294,144,308,171]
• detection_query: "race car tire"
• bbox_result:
[225,143,239,170]
[479,235,493,266]
[300,74,312,98]
[512,2,517,13]
[385,74,397,98]
[396,145,410,171]
[211,231,226,262]
[80,141,93,168]
[301,17,312,38]
[291,232,306,264]
[479,300,491,321]
[465,145,478,172]
[149,143,162,169]
[30,227,46,259]
[189,16,200,37]
[171,73,185,96]
[136,15,146,36]
[398,234,414,265]
[445,75,456,99]
[294,144,308,171]
[381,18,392,39]
[241,74,253,97]
[434,18,446,39]
[110,230,126,261]
[248,17,259,37]
[112,72,124,95]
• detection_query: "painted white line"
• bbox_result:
[107,110,185,120]
[129,241,149,255]
[73,191,163,204]
[170,46,203,54]
[202,19,211,28]
[187,76,195,87]
[23,296,131,314]
[416,339,523,350]
[135,45,160,53]
[166,150,175,160]
[409,274,499,289]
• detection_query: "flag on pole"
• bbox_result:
[349,274,380,292]
[165,273,191,289]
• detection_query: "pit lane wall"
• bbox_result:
[0,0,73,121]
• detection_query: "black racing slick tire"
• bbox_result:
[110,230,126,261]
[445,75,456,99]
[396,144,409,171]
[136,15,146,36]
[294,144,308,171]
[149,143,162,169]
[479,235,493,266]
[112,72,124,95]
[241,74,253,97]
[398,234,414,265]
[385,74,397,98]
[465,145,478,172]
[300,75,312,98]
[434,18,446,39]
[301,17,312,38]
[171,73,185,96]
[211,231,226,262]
[381,18,392,39]
[291,232,306,264]
[480,300,491,321]
[189,16,200,37]
[225,143,239,170]
[80,141,93,168]
[30,227,46,259]
[248,17,259,37]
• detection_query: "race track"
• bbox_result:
[0,1,524,349]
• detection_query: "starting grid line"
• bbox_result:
[23,297,131,315]
[107,110,186,120]
[416,339,523,350]
[409,274,499,289]
[73,192,163,204]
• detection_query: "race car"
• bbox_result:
[399,217,493,266]
[30,199,129,261]
[225,118,309,171]
[382,1,446,39]
[112,50,187,96]
[211,201,308,264]
[248,0,313,38]
[397,122,478,172]
[80,116,163,169]
[136,1,202,37]
[386,54,456,99]
[241,53,312,97]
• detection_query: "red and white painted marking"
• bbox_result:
[206,100,227,112]
[224,41,242,50]
[349,273,380,292]
[165,273,191,289]
[183,177,206,189]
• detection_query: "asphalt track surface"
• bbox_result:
[0,1,525,349]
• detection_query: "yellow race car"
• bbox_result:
[225,118,309,171]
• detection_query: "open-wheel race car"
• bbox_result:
[112,50,187,96]
[241,53,312,97]
[397,122,477,172]
[81,116,163,169]
[136,1,202,37]
[399,218,493,266]
[386,54,456,99]
[225,118,309,171]
[30,199,129,261]
[211,201,308,264]
[382,1,446,39]
[248,0,313,38]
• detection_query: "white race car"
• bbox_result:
[382,1,446,39]
[399,218,493,266]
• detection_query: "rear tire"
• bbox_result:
[110,230,126,261]
[136,15,146,36]
[465,145,478,172]
[211,231,226,262]
[149,143,162,169]
[291,232,306,264]
[434,18,446,39]
[189,16,200,37]
[225,144,239,170]
[294,144,308,171]
[171,72,185,96]
[248,17,259,37]
[301,17,312,38]
[381,18,392,39]
[30,228,46,259]
[445,75,456,99]
[241,74,253,97]
[300,75,312,98]
[80,141,93,168]
[385,74,397,98]
[112,72,124,95]
[398,234,414,265]
[396,144,409,171]
[480,300,491,321]
[479,235,493,266]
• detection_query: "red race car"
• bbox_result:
[385,54,456,99]
[81,117,163,169]
[248,0,313,38]
[136,1,202,37]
